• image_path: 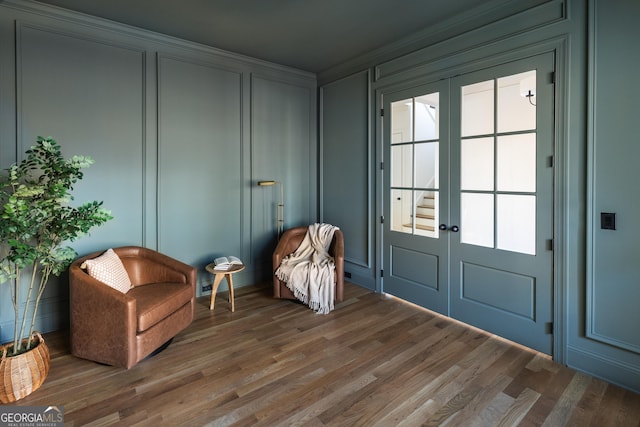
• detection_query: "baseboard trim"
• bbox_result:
[566,345,640,394]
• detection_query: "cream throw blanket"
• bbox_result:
[275,223,338,314]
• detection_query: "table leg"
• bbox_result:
[209,273,225,311]
[225,273,235,312]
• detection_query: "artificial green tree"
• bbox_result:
[0,136,112,355]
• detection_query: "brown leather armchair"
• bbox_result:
[272,226,344,302]
[69,246,196,369]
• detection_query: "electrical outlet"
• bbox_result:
[202,284,212,293]
[345,271,352,278]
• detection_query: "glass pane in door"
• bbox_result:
[415,93,439,141]
[415,142,438,188]
[391,144,413,187]
[461,193,494,248]
[392,98,413,143]
[497,195,536,254]
[461,80,493,137]
[497,71,536,133]
[461,137,494,191]
[391,189,412,233]
[497,134,536,192]
[415,191,438,237]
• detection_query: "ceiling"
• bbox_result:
[30,0,514,73]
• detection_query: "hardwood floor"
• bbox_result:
[13,282,640,426]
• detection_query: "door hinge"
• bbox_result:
[380,108,384,117]
[380,269,384,277]
[380,161,384,170]
[547,155,554,168]
[550,71,555,84]
[546,239,553,251]
[380,215,385,224]
[545,322,554,334]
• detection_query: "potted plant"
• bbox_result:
[0,136,112,402]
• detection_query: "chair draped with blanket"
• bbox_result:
[272,224,344,313]
[69,246,196,369]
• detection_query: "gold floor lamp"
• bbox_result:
[257,180,284,239]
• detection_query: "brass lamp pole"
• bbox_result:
[257,180,284,239]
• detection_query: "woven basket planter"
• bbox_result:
[0,332,50,403]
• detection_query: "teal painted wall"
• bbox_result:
[319,0,640,393]
[1,0,639,394]
[0,1,317,341]
[574,0,640,391]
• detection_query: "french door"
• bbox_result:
[383,79,451,315]
[382,53,555,354]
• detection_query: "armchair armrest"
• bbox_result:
[332,229,345,301]
[272,226,307,298]
[273,226,307,273]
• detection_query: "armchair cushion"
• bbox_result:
[130,282,194,332]
[83,248,132,294]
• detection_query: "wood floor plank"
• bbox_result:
[564,376,608,426]
[9,282,640,427]
[618,390,640,427]
[589,384,627,427]
[496,387,541,426]
[469,391,515,427]
[541,371,591,427]
[517,366,577,427]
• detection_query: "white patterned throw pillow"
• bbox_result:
[83,248,132,293]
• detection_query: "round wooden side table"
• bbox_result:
[205,263,245,312]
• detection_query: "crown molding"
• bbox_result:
[1,0,316,80]
[318,0,562,85]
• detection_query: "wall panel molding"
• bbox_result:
[250,74,317,269]
[585,0,640,355]
[320,70,373,273]
[15,20,147,253]
[156,53,244,276]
